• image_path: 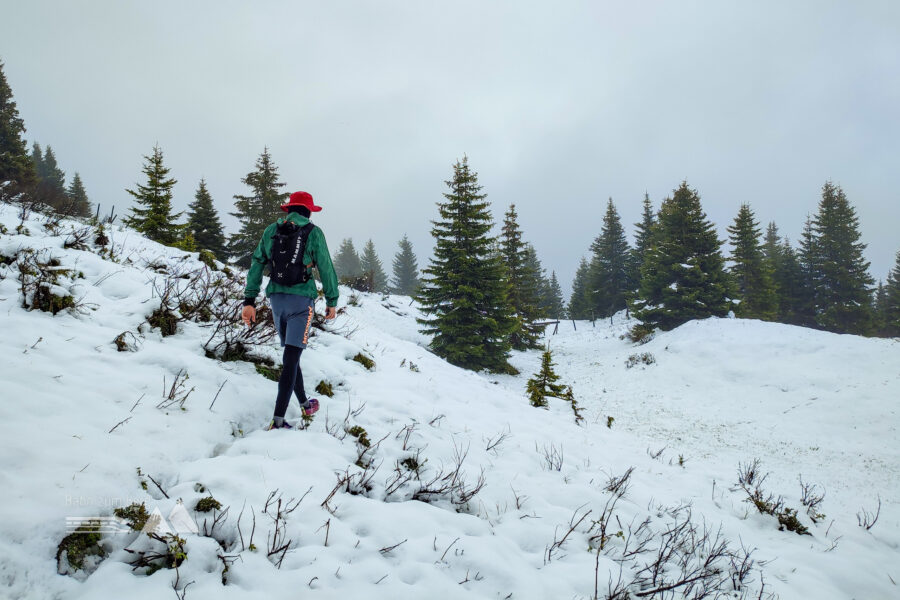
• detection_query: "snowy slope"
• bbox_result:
[0,205,898,600]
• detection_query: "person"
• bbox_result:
[241,191,339,430]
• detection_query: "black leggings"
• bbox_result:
[273,344,307,419]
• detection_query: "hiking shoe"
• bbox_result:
[301,398,319,417]
[267,419,294,430]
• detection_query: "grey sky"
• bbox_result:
[3,1,899,294]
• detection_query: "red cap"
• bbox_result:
[281,191,322,213]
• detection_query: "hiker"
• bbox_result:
[240,191,339,430]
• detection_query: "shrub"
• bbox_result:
[56,524,105,572]
[315,380,334,397]
[148,306,178,336]
[627,323,654,344]
[625,352,656,368]
[198,249,218,270]
[346,425,371,448]
[114,503,150,531]
[195,496,222,513]
[352,353,375,370]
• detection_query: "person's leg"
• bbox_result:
[293,358,307,404]
[272,344,302,427]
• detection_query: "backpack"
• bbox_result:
[269,221,315,286]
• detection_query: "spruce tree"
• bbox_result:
[727,204,777,320]
[41,146,66,192]
[631,181,732,331]
[333,238,363,279]
[66,172,91,217]
[390,234,420,296]
[795,216,820,327]
[882,250,900,336]
[811,181,874,334]
[0,61,35,204]
[544,271,566,319]
[568,257,591,319]
[360,239,388,293]
[526,348,566,408]
[123,145,182,245]
[417,157,515,373]
[588,198,631,318]
[628,192,656,288]
[31,144,70,212]
[186,179,226,258]
[228,148,287,267]
[31,142,45,179]
[500,205,544,350]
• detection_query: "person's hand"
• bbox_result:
[325,306,337,320]
[241,305,257,326]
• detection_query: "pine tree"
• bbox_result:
[810,182,875,334]
[0,61,35,204]
[727,204,777,320]
[544,271,566,319]
[500,205,544,350]
[882,250,900,336]
[631,181,732,331]
[526,348,567,408]
[31,144,70,212]
[390,234,420,296]
[417,157,516,373]
[873,280,888,336]
[568,257,591,319]
[186,179,226,258]
[123,145,183,245]
[41,146,66,192]
[588,198,631,318]
[228,148,287,267]
[66,172,91,217]
[333,238,363,279]
[628,192,656,288]
[360,239,388,293]
[31,142,45,179]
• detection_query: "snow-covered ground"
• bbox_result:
[0,205,898,600]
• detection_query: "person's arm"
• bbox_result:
[241,228,271,325]
[243,228,271,306]
[310,227,339,314]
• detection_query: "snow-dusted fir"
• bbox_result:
[227,147,287,267]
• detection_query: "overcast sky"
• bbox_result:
[3,1,899,294]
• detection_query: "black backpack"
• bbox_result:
[269,221,315,286]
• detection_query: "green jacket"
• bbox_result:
[244,213,340,307]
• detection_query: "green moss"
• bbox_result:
[346,425,371,447]
[606,416,615,429]
[315,380,334,397]
[255,363,282,381]
[148,307,178,336]
[114,503,150,531]
[352,353,375,370]
[195,496,222,513]
[57,525,105,571]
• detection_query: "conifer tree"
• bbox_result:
[31,142,45,179]
[544,271,566,319]
[390,234,420,296]
[795,216,820,327]
[873,280,888,336]
[123,145,183,245]
[66,172,91,217]
[526,348,567,408]
[631,181,731,331]
[881,250,900,336]
[727,204,777,320]
[568,257,591,319]
[588,198,631,318]
[333,238,363,279]
[186,179,226,258]
[31,144,70,212]
[500,205,544,350]
[628,192,656,288]
[763,222,804,324]
[810,181,874,334]
[41,146,66,192]
[417,157,515,373]
[360,239,388,293]
[228,148,287,267]
[0,61,35,204]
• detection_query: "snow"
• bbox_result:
[0,205,898,599]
